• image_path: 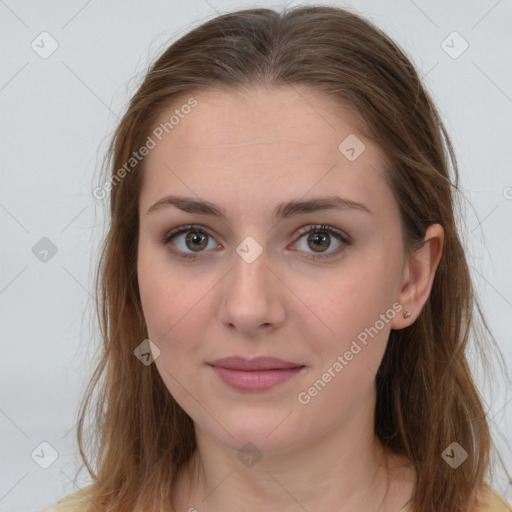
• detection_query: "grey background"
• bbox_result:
[1,0,511,510]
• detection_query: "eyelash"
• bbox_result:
[161,224,351,261]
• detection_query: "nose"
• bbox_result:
[217,244,286,337]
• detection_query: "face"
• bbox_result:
[137,85,408,454]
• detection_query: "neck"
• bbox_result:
[171,386,413,512]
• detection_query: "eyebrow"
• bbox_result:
[147,194,372,220]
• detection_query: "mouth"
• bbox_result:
[209,356,304,371]
[208,356,306,391]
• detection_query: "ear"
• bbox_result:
[390,223,444,329]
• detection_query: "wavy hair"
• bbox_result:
[76,5,510,511]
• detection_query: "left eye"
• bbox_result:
[162,224,351,261]
[293,224,350,260]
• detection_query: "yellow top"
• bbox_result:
[399,484,512,512]
[37,483,512,511]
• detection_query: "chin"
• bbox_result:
[202,417,303,456]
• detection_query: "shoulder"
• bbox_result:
[473,484,512,511]
[36,485,95,512]
[399,484,511,512]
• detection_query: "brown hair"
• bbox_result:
[77,5,510,511]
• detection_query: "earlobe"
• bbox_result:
[391,224,444,330]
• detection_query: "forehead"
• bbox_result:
[140,85,393,218]
[150,85,369,158]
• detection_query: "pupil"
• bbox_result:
[310,232,330,252]
[187,231,207,251]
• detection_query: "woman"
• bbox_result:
[39,5,511,512]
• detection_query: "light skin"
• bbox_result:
[137,85,444,512]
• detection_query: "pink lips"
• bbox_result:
[208,356,305,392]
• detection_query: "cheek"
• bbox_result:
[137,251,202,404]
[138,244,191,334]
[137,245,216,367]
[296,283,393,415]
[293,264,391,342]
[292,256,398,382]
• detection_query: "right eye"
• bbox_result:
[162,224,220,259]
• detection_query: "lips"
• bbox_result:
[209,356,303,371]
[208,356,306,392]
